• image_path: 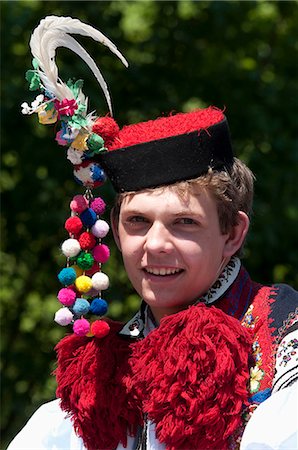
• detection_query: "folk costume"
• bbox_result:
[8,16,297,450]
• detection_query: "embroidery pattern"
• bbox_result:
[277,338,298,367]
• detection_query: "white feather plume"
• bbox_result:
[29,15,128,115]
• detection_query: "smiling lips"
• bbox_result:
[144,267,183,276]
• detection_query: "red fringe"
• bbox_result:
[126,304,252,450]
[55,320,141,450]
[56,305,252,450]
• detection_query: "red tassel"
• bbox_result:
[125,304,252,450]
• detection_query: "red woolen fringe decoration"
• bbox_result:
[55,320,141,450]
[125,304,252,450]
[55,305,252,450]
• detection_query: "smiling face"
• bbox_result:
[113,186,248,321]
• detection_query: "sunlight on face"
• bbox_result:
[116,187,234,321]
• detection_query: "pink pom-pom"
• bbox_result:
[93,244,110,263]
[73,318,90,336]
[70,195,88,214]
[91,320,110,338]
[90,197,106,215]
[92,117,119,147]
[91,220,110,238]
[79,232,96,250]
[57,288,76,306]
[54,308,73,326]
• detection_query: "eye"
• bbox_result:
[176,218,197,225]
[127,215,148,223]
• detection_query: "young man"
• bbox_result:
[8,16,297,450]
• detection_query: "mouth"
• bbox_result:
[143,267,184,277]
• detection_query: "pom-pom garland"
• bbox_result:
[55,191,111,337]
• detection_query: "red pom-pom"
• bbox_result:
[91,320,110,338]
[92,117,120,147]
[79,232,96,250]
[65,216,83,235]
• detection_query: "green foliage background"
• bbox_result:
[1,0,297,447]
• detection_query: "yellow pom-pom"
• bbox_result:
[75,275,92,293]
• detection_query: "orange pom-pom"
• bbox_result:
[91,320,110,338]
[92,117,119,147]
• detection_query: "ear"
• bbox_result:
[223,211,250,257]
[110,207,122,251]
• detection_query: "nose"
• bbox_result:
[144,221,174,254]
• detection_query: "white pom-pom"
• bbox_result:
[92,272,110,291]
[61,238,81,257]
[54,307,73,326]
[91,219,110,238]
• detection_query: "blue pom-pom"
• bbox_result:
[73,298,90,316]
[90,298,108,316]
[91,165,106,182]
[80,208,97,227]
[58,267,77,286]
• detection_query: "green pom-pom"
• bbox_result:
[77,251,94,270]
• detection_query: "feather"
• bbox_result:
[29,15,128,115]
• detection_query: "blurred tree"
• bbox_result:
[1,0,297,447]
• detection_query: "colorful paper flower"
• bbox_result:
[54,98,78,119]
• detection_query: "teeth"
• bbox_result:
[146,267,181,276]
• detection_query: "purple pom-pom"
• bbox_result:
[91,220,110,238]
[54,308,73,326]
[90,197,106,215]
